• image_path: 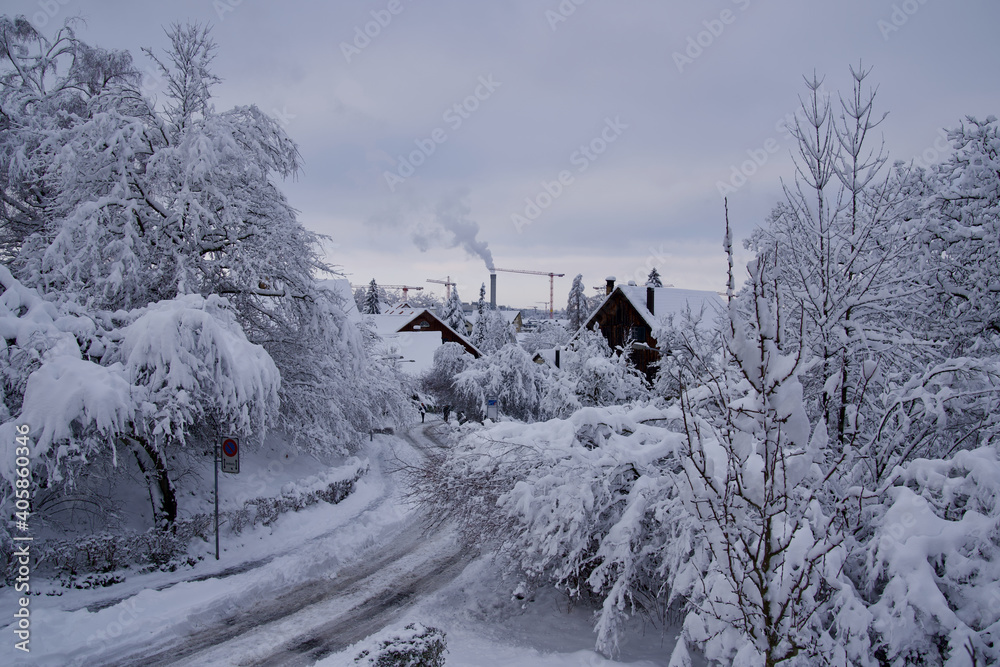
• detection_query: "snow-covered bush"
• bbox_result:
[519,319,570,355]
[409,402,695,656]
[5,459,369,584]
[238,459,368,528]
[560,328,649,407]
[453,343,553,421]
[353,623,447,667]
[864,444,1000,666]
[421,342,475,413]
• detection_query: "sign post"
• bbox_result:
[486,397,499,422]
[214,441,219,560]
[216,436,240,560]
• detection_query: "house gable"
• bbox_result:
[580,285,724,377]
[398,310,481,358]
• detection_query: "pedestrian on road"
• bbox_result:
[443,405,450,422]
[419,404,426,423]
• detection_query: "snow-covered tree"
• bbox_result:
[363,279,382,315]
[470,283,488,347]
[421,342,475,413]
[908,116,1000,357]
[474,309,515,355]
[454,344,550,422]
[441,286,467,333]
[560,328,648,407]
[406,403,692,657]
[0,268,280,528]
[566,274,588,332]
[674,251,861,665]
[646,268,663,287]
[744,66,932,464]
[519,319,570,355]
[0,19,409,530]
[403,290,443,311]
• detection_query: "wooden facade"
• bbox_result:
[398,311,481,358]
[582,289,660,377]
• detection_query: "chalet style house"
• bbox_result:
[366,306,481,376]
[579,277,725,377]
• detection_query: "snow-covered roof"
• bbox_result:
[316,278,361,322]
[365,313,416,336]
[382,303,423,317]
[468,309,521,325]
[365,309,481,363]
[617,285,725,330]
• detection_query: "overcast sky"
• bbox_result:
[15,0,1000,309]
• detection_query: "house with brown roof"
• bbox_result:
[577,277,725,377]
[366,308,481,375]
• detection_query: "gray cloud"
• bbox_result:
[53,0,1000,306]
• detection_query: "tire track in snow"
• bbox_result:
[104,423,467,667]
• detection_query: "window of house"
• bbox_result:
[630,325,647,341]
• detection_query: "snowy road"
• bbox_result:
[86,423,469,667]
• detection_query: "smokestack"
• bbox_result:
[490,272,496,309]
[646,285,655,315]
[605,276,616,295]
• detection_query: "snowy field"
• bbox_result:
[2,421,675,666]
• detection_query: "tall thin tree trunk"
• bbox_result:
[123,434,178,530]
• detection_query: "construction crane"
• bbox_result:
[426,276,455,299]
[351,284,425,299]
[493,268,565,319]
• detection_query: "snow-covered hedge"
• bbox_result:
[2,459,369,585]
[352,622,447,667]
[229,458,368,532]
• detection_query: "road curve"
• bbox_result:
[105,423,467,667]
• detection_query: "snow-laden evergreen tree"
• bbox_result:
[565,274,588,332]
[474,309,516,354]
[646,268,663,287]
[470,283,488,347]
[364,278,382,315]
[441,286,467,333]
